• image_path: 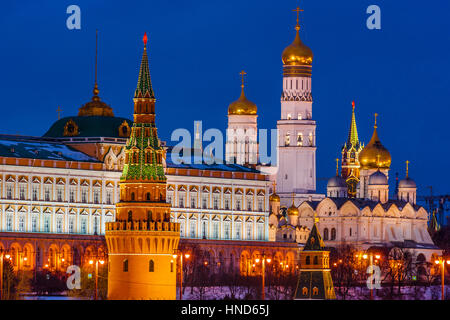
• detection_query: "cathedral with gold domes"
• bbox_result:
[0,6,441,300]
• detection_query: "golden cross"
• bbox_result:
[406,160,410,177]
[272,180,277,192]
[374,113,378,128]
[57,106,62,120]
[314,211,319,224]
[336,158,339,176]
[239,70,247,88]
[293,6,304,27]
[352,100,355,110]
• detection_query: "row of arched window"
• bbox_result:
[322,228,337,241]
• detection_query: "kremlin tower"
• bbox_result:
[340,101,364,197]
[276,7,321,206]
[105,33,180,300]
[294,214,336,300]
[225,71,258,166]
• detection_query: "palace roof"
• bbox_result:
[43,116,133,138]
[0,135,99,162]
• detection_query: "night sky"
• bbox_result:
[0,0,449,196]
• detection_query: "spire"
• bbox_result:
[135,32,155,99]
[346,101,360,148]
[303,220,325,251]
[92,29,100,101]
[335,158,339,176]
[405,160,410,178]
[78,30,114,117]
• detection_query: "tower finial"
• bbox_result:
[352,100,355,111]
[291,192,295,205]
[239,70,247,89]
[272,180,277,193]
[143,32,148,47]
[406,160,410,178]
[374,113,378,129]
[292,6,304,31]
[92,29,100,100]
[335,158,339,176]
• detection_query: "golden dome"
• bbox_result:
[228,87,257,116]
[282,26,313,66]
[287,203,299,216]
[359,115,391,170]
[269,193,280,202]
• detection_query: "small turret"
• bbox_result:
[398,160,417,205]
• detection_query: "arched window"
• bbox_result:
[313,287,319,295]
[313,256,318,265]
[331,228,336,240]
[149,260,154,272]
[170,260,174,273]
[305,256,310,265]
[323,228,329,241]
[302,287,308,295]
[123,259,128,272]
[131,192,135,201]
[146,193,151,201]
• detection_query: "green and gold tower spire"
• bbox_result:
[105,33,179,300]
[341,101,364,197]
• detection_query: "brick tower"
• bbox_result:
[105,33,180,300]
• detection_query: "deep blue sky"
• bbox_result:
[0,0,449,196]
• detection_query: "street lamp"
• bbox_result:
[89,257,105,300]
[0,249,10,300]
[173,250,190,300]
[434,256,450,300]
[363,252,382,300]
[254,253,271,300]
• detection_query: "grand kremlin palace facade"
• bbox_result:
[0,12,441,277]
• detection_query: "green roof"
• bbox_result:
[303,223,325,251]
[43,116,132,138]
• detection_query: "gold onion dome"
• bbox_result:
[282,25,313,66]
[269,193,280,202]
[228,72,257,115]
[287,195,298,216]
[359,114,391,170]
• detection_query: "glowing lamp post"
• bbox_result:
[89,258,105,300]
[255,253,271,300]
[0,250,10,300]
[434,256,450,300]
[173,251,190,300]
[363,252,382,300]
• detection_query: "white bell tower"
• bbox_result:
[276,7,322,206]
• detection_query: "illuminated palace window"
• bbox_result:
[190,220,196,238]
[6,185,13,200]
[246,223,252,240]
[31,216,37,232]
[257,223,264,240]
[44,217,50,232]
[6,215,12,231]
[212,222,219,239]
[19,185,26,200]
[32,186,39,201]
[235,222,241,240]
[18,216,25,232]
[224,222,230,240]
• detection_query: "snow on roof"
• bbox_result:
[0,136,99,162]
